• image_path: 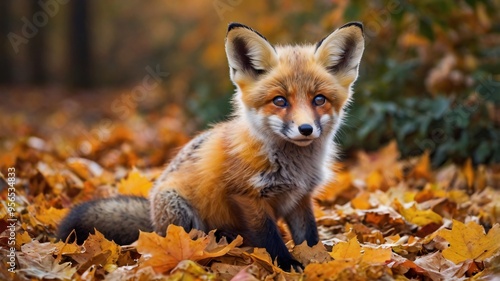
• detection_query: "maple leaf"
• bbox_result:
[16,240,77,280]
[410,150,433,181]
[436,220,500,264]
[351,191,372,210]
[394,199,443,226]
[291,241,332,266]
[65,230,121,272]
[136,225,243,273]
[330,237,392,264]
[117,168,153,196]
[331,237,362,260]
[33,207,69,229]
[413,251,470,281]
[304,260,357,279]
[361,246,393,264]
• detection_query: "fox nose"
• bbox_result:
[298,124,313,136]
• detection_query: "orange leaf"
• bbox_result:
[360,246,392,264]
[462,159,474,189]
[330,237,362,260]
[351,191,372,210]
[411,151,432,181]
[304,259,356,278]
[35,207,69,229]
[366,170,387,191]
[330,237,392,264]
[117,168,153,196]
[136,225,243,273]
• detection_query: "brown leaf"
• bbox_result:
[17,240,77,280]
[414,251,470,280]
[65,230,121,272]
[291,242,332,266]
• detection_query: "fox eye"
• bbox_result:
[313,95,326,106]
[273,96,288,108]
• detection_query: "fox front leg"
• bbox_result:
[284,194,319,247]
[244,216,303,271]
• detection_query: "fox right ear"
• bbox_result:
[315,22,365,88]
[225,23,278,84]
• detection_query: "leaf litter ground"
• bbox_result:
[0,90,499,280]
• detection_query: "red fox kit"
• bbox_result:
[58,22,365,270]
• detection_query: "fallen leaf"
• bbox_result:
[169,260,216,280]
[330,237,361,260]
[136,225,243,273]
[394,199,443,226]
[16,240,77,280]
[410,151,433,181]
[414,251,470,281]
[436,220,500,264]
[462,159,474,189]
[351,191,372,210]
[65,230,121,272]
[304,259,356,279]
[117,168,153,196]
[33,207,68,229]
[366,170,388,191]
[291,242,332,266]
[360,246,392,264]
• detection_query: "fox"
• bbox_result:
[57,22,365,270]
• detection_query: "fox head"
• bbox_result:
[225,22,364,147]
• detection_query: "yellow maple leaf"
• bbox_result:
[117,168,153,196]
[136,225,243,273]
[437,220,500,264]
[351,191,372,210]
[330,237,391,264]
[35,207,69,229]
[331,237,362,260]
[361,246,392,264]
[366,170,387,191]
[304,259,357,279]
[394,199,442,226]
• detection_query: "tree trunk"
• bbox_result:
[70,0,91,88]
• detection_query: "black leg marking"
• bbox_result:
[284,195,319,247]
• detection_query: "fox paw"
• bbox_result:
[279,258,304,272]
[215,230,239,243]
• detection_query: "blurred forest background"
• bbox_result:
[1,0,499,166]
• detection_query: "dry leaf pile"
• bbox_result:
[1,92,500,281]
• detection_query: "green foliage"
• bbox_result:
[336,0,500,165]
[343,95,500,166]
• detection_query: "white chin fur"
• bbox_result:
[289,138,314,147]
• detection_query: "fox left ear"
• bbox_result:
[315,22,365,87]
[225,23,278,85]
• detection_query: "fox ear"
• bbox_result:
[225,23,278,84]
[315,22,365,87]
